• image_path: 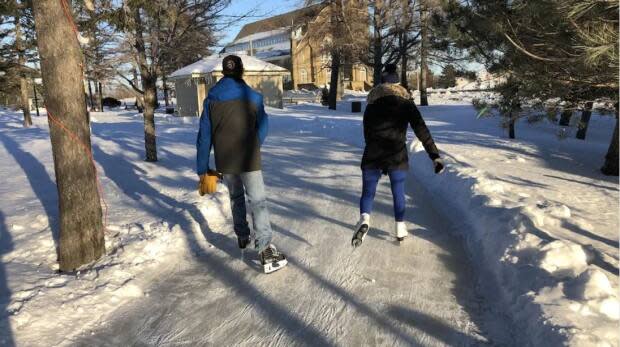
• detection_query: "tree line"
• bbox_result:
[305,0,617,175]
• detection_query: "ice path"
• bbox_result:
[76,106,508,346]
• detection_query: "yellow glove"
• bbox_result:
[198,170,222,196]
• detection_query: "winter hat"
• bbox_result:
[222,55,244,78]
[381,63,399,84]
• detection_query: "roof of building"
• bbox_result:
[233,4,325,42]
[169,53,288,79]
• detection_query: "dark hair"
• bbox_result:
[384,63,397,74]
[222,55,244,79]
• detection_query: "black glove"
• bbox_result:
[433,158,444,174]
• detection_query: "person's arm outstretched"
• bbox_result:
[407,101,444,173]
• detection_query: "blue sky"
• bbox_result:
[216,0,302,48]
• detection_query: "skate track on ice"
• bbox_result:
[76,104,509,346]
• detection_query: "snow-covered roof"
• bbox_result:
[233,28,289,44]
[169,53,287,79]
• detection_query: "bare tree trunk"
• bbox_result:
[558,108,572,126]
[162,75,169,107]
[601,104,619,176]
[33,0,105,271]
[328,50,340,110]
[399,31,409,89]
[576,101,593,140]
[509,112,516,139]
[15,14,32,127]
[419,0,429,106]
[87,80,94,111]
[19,78,32,126]
[132,7,158,162]
[97,81,103,111]
[142,76,158,161]
[32,78,40,117]
[372,5,383,86]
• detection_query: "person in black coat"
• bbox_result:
[352,64,444,247]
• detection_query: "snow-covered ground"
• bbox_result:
[0,90,617,346]
[408,98,619,346]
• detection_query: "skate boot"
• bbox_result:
[395,221,408,242]
[259,244,288,274]
[237,236,251,249]
[351,213,371,247]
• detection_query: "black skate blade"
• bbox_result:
[263,259,288,274]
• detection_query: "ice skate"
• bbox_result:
[395,221,408,242]
[351,213,371,247]
[259,244,288,274]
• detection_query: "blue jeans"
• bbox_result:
[223,171,273,252]
[360,169,407,222]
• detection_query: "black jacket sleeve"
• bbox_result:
[407,101,440,160]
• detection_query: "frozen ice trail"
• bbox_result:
[74,105,507,346]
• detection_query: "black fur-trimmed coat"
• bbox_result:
[361,83,440,171]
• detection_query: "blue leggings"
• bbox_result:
[360,169,407,222]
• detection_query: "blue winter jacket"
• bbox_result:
[196,77,268,175]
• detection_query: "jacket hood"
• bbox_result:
[367,83,411,105]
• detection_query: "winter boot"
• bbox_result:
[351,213,371,247]
[395,221,408,242]
[259,244,288,274]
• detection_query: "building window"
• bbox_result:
[359,67,367,81]
[300,69,308,83]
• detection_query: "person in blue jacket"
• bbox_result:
[196,55,287,274]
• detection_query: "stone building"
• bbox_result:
[223,3,372,91]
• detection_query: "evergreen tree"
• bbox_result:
[0,0,38,127]
[436,64,456,88]
[444,0,618,173]
[77,0,118,112]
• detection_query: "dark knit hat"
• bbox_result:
[222,55,244,78]
[382,63,399,84]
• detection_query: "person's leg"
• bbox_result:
[223,174,251,240]
[239,171,273,252]
[359,169,382,216]
[388,170,407,222]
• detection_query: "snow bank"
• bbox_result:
[408,106,619,346]
[0,110,232,346]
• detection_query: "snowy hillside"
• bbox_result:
[0,92,617,346]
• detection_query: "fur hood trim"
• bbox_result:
[367,83,411,104]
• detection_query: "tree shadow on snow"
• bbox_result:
[425,105,618,185]
[85,140,336,346]
[0,130,60,250]
[387,305,484,346]
[0,211,16,346]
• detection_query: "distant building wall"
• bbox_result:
[174,72,284,116]
[291,6,372,91]
[175,78,199,117]
[245,74,284,109]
